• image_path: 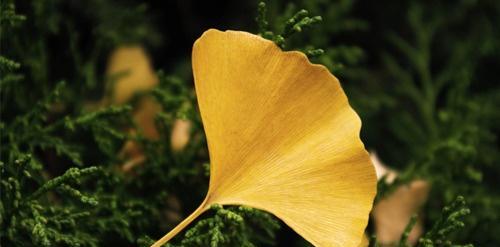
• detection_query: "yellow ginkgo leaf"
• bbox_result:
[152,29,376,247]
[358,234,370,247]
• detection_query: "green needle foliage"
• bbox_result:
[171,205,279,247]
[1,152,100,246]
[417,196,472,247]
[1,0,499,246]
[346,1,500,245]
[256,2,323,52]
[256,0,366,74]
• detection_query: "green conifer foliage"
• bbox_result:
[1,0,499,246]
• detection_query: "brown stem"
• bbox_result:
[151,198,210,247]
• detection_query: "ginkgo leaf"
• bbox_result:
[152,29,376,247]
[358,234,370,247]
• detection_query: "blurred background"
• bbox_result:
[1,0,499,246]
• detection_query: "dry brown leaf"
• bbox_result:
[151,29,376,247]
[370,153,430,246]
[373,180,429,245]
[103,46,161,171]
[370,152,397,184]
[170,119,191,152]
[106,45,158,105]
[132,97,162,140]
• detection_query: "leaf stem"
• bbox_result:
[151,197,210,247]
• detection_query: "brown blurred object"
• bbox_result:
[105,46,185,225]
[170,119,191,152]
[104,46,192,173]
[105,45,160,172]
[133,97,162,140]
[370,152,430,246]
[106,45,159,105]
[164,195,183,225]
[371,152,397,183]
[120,137,147,173]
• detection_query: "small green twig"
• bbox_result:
[305,48,324,58]
[417,196,472,247]
[399,214,418,247]
[26,167,99,202]
[255,1,323,50]
[368,235,379,247]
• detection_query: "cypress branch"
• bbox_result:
[26,167,100,202]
